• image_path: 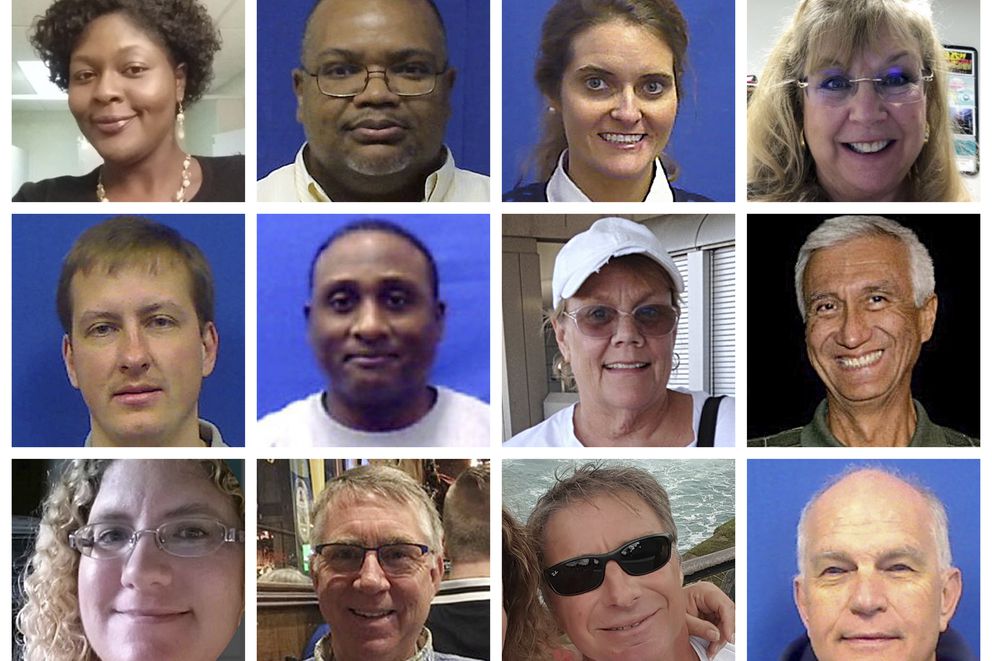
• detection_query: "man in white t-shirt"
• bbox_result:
[257,219,489,447]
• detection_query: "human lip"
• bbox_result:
[345,352,399,368]
[834,349,883,369]
[113,608,190,622]
[843,140,894,154]
[600,609,658,632]
[840,632,902,646]
[348,607,397,620]
[91,114,137,135]
[348,117,408,143]
[603,361,650,370]
[599,132,647,148]
[112,384,164,405]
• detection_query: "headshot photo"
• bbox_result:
[12,214,246,447]
[747,0,979,202]
[257,459,490,661]
[502,0,733,202]
[502,459,736,660]
[12,0,245,202]
[748,215,978,447]
[256,0,490,202]
[748,459,980,660]
[14,458,246,661]
[257,214,490,447]
[503,214,735,447]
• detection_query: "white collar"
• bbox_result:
[546,150,675,202]
[294,144,457,202]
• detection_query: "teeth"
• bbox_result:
[352,609,391,618]
[848,141,890,154]
[601,133,645,144]
[837,350,883,369]
[607,618,645,631]
[605,362,648,369]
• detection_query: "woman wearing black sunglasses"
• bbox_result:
[504,217,734,448]
[525,464,736,661]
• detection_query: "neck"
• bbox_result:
[90,416,204,448]
[567,158,655,202]
[825,391,918,447]
[323,386,436,432]
[572,390,693,447]
[447,559,489,580]
[306,145,444,202]
[99,139,195,201]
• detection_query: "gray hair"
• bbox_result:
[796,466,952,577]
[527,463,678,568]
[310,464,443,552]
[794,216,935,321]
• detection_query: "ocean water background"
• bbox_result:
[503,459,735,553]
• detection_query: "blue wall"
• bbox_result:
[748,460,980,658]
[257,214,490,418]
[256,0,490,179]
[12,214,246,447]
[502,0,734,200]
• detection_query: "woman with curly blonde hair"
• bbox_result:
[17,459,245,661]
[748,0,967,201]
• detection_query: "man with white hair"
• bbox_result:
[787,467,973,661]
[750,216,977,447]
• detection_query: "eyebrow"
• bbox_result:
[574,64,672,78]
[814,51,917,72]
[811,545,927,565]
[76,301,186,325]
[807,281,900,301]
[88,502,230,523]
[312,48,440,63]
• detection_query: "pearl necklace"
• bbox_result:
[96,154,193,202]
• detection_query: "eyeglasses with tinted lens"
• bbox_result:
[303,61,446,97]
[69,518,245,559]
[544,534,673,596]
[562,304,679,338]
[313,542,431,576]
[796,67,933,107]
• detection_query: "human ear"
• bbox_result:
[918,294,938,343]
[62,334,80,389]
[200,322,219,377]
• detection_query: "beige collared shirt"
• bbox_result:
[256,144,489,202]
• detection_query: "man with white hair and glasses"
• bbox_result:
[750,215,977,447]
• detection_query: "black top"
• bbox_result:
[503,180,712,202]
[13,154,245,202]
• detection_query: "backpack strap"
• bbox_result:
[697,395,726,447]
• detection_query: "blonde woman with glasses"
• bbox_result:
[748,0,967,202]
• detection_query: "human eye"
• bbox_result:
[633,305,664,322]
[86,322,117,338]
[93,524,132,548]
[810,298,838,316]
[817,74,852,92]
[820,565,847,576]
[866,293,890,308]
[147,315,178,330]
[581,305,616,325]
[583,76,611,93]
[382,288,414,310]
[123,63,148,77]
[391,61,433,78]
[319,62,361,79]
[70,69,96,84]
[879,69,914,87]
[640,77,670,97]
[326,290,357,313]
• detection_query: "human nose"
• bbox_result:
[610,87,642,123]
[846,80,887,123]
[847,571,888,616]
[351,300,389,341]
[352,67,400,105]
[837,305,871,348]
[353,549,391,593]
[118,326,152,372]
[611,311,645,346]
[92,70,124,103]
[120,531,173,589]
[601,560,640,608]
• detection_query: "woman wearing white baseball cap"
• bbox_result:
[505,217,734,447]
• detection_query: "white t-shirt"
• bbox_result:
[257,386,490,447]
[503,389,735,447]
[690,636,736,660]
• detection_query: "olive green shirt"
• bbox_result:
[749,399,978,447]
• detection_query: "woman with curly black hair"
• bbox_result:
[13,0,244,202]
